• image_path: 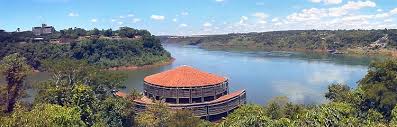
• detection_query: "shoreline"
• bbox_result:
[198,44,395,58]
[107,57,175,71]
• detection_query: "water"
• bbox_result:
[119,44,380,105]
[28,44,381,105]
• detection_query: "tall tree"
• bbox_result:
[0,53,31,113]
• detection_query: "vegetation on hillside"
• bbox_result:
[0,27,171,69]
[2,53,397,126]
[161,29,397,51]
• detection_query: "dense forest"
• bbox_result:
[0,27,171,69]
[2,51,397,126]
[161,29,397,51]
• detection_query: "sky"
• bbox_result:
[0,0,396,35]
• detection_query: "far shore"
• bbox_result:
[196,44,395,58]
[107,57,175,71]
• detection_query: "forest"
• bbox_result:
[0,27,171,69]
[161,29,397,51]
[2,52,397,126]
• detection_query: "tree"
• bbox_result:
[0,53,31,113]
[135,101,171,127]
[71,84,99,126]
[325,83,351,102]
[0,103,86,127]
[359,59,397,118]
[103,29,113,37]
[88,28,100,36]
[390,105,397,127]
[98,97,135,127]
[166,110,207,127]
[298,102,361,127]
[218,104,272,127]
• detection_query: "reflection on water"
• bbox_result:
[27,44,379,105]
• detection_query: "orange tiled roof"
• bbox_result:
[144,66,227,87]
[213,90,245,102]
[115,91,127,98]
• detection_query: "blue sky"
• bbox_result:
[0,0,396,35]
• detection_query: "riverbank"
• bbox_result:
[107,57,175,71]
[198,44,394,59]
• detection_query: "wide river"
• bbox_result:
[121,44,383,105]
[27,44,382,104]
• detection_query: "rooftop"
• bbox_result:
[144,65,227,87]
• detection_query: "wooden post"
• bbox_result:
[189,88,192,103]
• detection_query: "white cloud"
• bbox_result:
[181,12,189,16]
[91,19,97,23]
[172,18,177,22]
[111,19,116,22]
[117,21,123,25]
[127,14,134,17]
[203,22,212,27]
[309,0,342,4]
[132,18,141,23]
[385,19,393,22]
[309,0,322,3]
[68,12,79,17]
[119,16,125,19]
[271,18,279,22]
[391,8,397,15]
[239,16,248,25]
[252,12,269,24]
[215,0,224,2]
[287,8,328,22]
[329,1,376,17]
[179,24,188,27]
[150,15,165,21]
[377,9,383,12]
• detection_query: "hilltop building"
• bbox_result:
[32,24,55,36]
[129,65,246,120]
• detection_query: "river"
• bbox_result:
[27,44,382,104]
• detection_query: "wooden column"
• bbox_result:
[176,88,179,104]
[189,88,192,103]
[201,87,204,102]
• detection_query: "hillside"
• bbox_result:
[160,29,397,53]
[0,27,171,70]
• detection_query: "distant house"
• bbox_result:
[32,24,55,36]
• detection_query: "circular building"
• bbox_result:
[143,65,229,104]
[134,65,246,120]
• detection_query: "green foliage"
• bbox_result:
[390,105,397,126]
[163,29,397,50]
[167,110,208,127]
[1,103,85,127]
[98,97,135,127]
[359,59,397,118]
[325,83,351,102]
[135,102,172,127]
[0,53,31,113]
[298,102,360,127]
[0,27,171,69]
[135,101,209,127]
[218,104,272,127]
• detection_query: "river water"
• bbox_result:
[119,44,382,105]
[27,44,382,104]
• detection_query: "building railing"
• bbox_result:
[135,90,246,117]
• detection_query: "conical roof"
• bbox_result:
[144,66,227,87]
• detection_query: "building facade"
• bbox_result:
[133,65,246,120]
[32,24,55,36]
